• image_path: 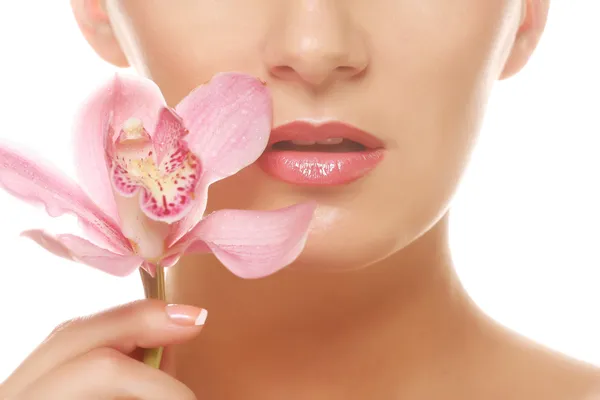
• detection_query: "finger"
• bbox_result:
[3,300,207,395]
[14,347,197,400]
[129,344,177,375]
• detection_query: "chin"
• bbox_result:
[282,199,452,275]
[205,162,453,275]
[284,236,398,274]
[278,205,414,274]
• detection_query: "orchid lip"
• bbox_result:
[267,120,385,150]
[110,110,202,225]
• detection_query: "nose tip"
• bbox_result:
[264,5,369,90]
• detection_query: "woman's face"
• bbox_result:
[80,0,545,271]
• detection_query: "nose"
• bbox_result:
[263,0,369,90]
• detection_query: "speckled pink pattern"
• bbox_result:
[109,109,202,223]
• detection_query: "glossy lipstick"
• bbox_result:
[257,121,385,186]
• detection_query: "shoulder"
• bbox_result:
[527,348,600,400]
[485,325,600,400]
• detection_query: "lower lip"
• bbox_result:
[257,149,385,186]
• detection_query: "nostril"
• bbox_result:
[336,66,354,73]
[270,65,297,79]
[337,65,367,81]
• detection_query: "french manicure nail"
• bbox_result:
[165,304,208,326]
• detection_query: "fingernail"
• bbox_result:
[165,304,208,326]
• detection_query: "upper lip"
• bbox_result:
[268,120,384,149]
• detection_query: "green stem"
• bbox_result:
[140,265,166,369]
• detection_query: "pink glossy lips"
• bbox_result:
[257,121,385,186]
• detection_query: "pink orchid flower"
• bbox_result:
[0,72,315,279]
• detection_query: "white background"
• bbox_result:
[0,2,598,381]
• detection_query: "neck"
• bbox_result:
[167,212,489,397]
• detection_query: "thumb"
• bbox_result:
[48,299,207,354]
[4,299,207,392]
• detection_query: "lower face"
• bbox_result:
[106,0,521,272]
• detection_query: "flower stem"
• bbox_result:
[139,265,166,369]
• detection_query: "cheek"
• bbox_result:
[112,0,270,104]
[367,2,511,210]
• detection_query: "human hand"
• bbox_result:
[0,299,206,399]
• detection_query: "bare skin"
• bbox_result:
[169,218,600,400]
[1,0,598,398]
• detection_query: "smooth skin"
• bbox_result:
[2,0,600,399]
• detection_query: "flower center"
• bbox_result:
[110,117,202,223]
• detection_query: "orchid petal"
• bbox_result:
[173,202,316,279]
[176,72,271,181]
[73,74,166,223]
[160,239,210,268]
[142,261,157,278]
[169,72,272,243]
[0,144,132,254]
[21,230,144,277]
[152,108,188,167]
